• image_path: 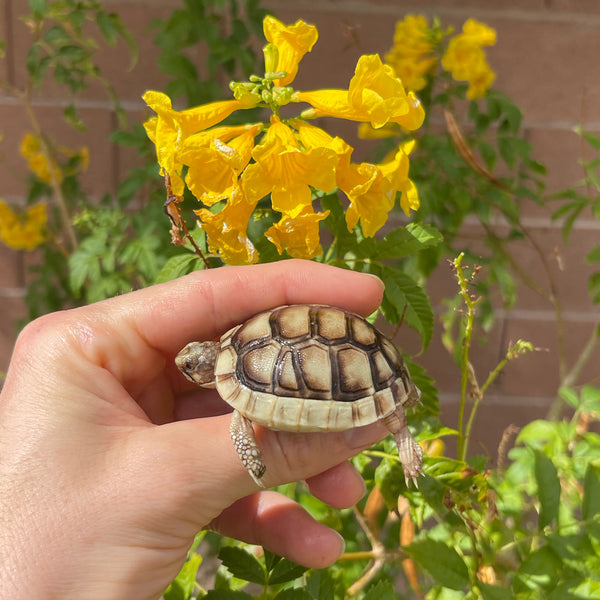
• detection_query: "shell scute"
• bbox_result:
[297,342,332,393]
[336,345,374,396]
[274,305,311,339]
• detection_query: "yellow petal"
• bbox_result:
[296,55,425,130]
[195,191,258,265]
[263,16,318,85]
[265,208,328,259]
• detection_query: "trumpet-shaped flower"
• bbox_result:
[339,142,419,237]
[442,19,496,99]
[194,188,258,265]
[143,91,253,195]
[385,15,438,92]
[265,208,329,259]
[296,54,425,130]
[263,16,318,86]
[179,125,262,205]
[0,200,47,250]
[242,117,338,217]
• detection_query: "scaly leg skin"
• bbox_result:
[229,409,266,488]
[382,407,423,487]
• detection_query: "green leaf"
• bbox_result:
[63,103,86,131]
[405,539,470,590]
[356,222,442,261]
[154,253,201,283]
[28,0,47,15]
[363,579,398,600]
[478,582,515,600]
[378,266,434,350]
[203,592,253,600]
[534,449,561,529]
[306,570,335,600]
[586,246,600,264]
[163,553,202,600]
[515,545,561,593]
[268,557,309,585]
[320,191,357,258]
[272,590,313,600]
[583,463,600,521]
[218,547,265,586]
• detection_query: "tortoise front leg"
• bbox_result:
[382,406,423,487]
[230,409,266,487]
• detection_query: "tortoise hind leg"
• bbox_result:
[381,406,423,487]
[230,410,266,488]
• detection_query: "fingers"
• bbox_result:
[153,412,386,517]
[305,461,366,508]
[209,491,345,569]
[95,259,384,356]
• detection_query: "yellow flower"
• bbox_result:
[441,19,496,99]
[143,90,253,195]
[339,142,418,237]
[20,133,63,184]
[384,15,438,92]
[19,133,88,184]
[265,208,329,259]
[381,141,420,216]
[180,124,262,205]
[357,122,399,140]
[296,54,425,130]
[293,118,418,235]
[0,200,47,250]
[241,117,338,217]
[194,188,258,265]
[263,15,318,85]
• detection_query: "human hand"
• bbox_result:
[0,260,386,600]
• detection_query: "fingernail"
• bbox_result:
[343,422,387,450]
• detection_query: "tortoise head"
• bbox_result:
[175,341,219,388]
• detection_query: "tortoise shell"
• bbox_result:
[212,304,420,432]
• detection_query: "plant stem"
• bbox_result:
[454,252,477,461]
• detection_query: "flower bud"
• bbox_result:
[263,42,279,75]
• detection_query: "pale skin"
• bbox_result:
[0,259,389,600]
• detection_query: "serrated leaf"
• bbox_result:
[379,267,433,350]
[320,191,357,257]
[154,253,200,283]
[375,457,407,508]
[405,539,470,590]
[583,463,600,521]
[306,570,335,600]
[164,553,202,600]
[356,222,442,261]
[363,579,398,600]
[218,547,265,585]
[268,557,309,585]
[478,582,514,600]
[534,449,561,529]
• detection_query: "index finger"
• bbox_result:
[101,259,384,354]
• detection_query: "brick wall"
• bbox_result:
[2,0,599,453]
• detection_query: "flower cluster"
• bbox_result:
[441,19,496,100]
[385,15,496,100]
[0,200,47,250]
[144,15,424,265]
[20,133,89,185]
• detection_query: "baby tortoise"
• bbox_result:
[176,304,423,487]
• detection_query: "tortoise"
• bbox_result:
[175,304,423,487]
